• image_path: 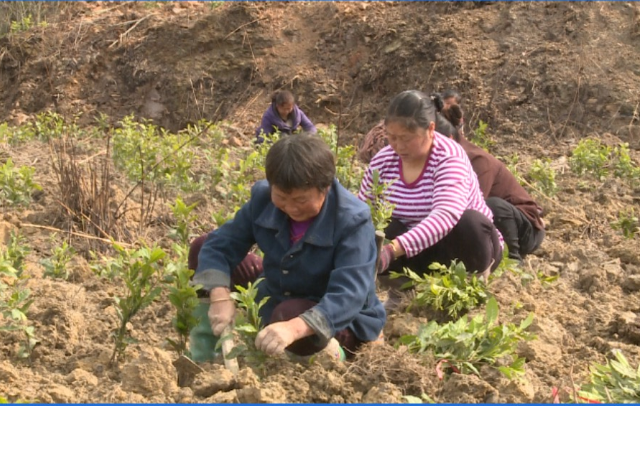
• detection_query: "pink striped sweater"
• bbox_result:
[358,132,502,258]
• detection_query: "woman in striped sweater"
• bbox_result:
[358,91,503,279]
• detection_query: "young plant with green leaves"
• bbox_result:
[165,245,201,357]
[399,298,535,378]
[363,169,395,232]
[527,158,557,197]
[318,124,364,193]
[0,287,37,360]
[393,260,490,318]
[1,232,30,279]
[40,238,76,280]
[97,242,167,364]
[0,248,37,361]
[578,350,640,404]
[611,209,639,239]
[0,159,41,207]
[168,197,199,247]
[223,278,270,363]
[469,120,496,151]
[569,138,611,180]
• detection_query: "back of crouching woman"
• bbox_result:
[189,133,386,362]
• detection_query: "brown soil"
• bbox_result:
[1,2,640,404]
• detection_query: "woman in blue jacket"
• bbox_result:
[255,90,317,144]
[190,134,386,362]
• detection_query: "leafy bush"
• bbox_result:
[611,209,639,239]
[98,242,166,363]
[168,197,199,247]
[399,298,535,378]
[0,159,42,207]
[318,124,364,192]
[569,138,640,183]
[165,245,201,357]
[578,350,640,404]
[527,158,557,197]
[40,238,76,280]
[393,260,490,318]
[469,120,496,151]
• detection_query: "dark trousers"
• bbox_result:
[485,197,545,261]
[270,299,363,357]
[385,209,502,275]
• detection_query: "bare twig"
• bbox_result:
[21,223,132,247]
[224,18,261,40]
[108,13,153,49]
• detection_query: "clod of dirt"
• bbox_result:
[384,313,423,340]
[46,384,76,404]
[622,275,640,291]
[362,382,403,403]
[205,390,238,404]
[0,361,20,383]
[611,311,640,344]
[441,374,496,404]
[518,340,563,366]
[121,344,177,396]
[237,381,288,404]
[65,368,99,387]
[192,366,235,397]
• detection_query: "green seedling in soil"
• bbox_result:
[393,260,490,319]
[578,350,640,404]
[569,138,611,180]
[611,208,639,239]
[1,232,30,279]
[107,242,166,364]
[0,158,42,207]
[568,138,640,184]
[363,169,396,232]
[0,287,38,361]
[32,111,81,142]
[399,298,535,379]
[221,278,269,364]
[164,244,201,357]
[527,158,557,197]
[40,237,76,280]
[318,124,364,193]
[168,197,199,247]
[469,120,496,151]
[498,154,526,185]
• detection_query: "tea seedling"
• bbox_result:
[0,159,41,207]
[168,197,199,247]
[363,169,395,232]
[399,298,535,378]
[40,238,76,280]
[578,350,640,404]
[611,209,639,239]
[393,260,490,318]
[469,120,496,151]
[527,158,557,197]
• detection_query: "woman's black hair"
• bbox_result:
[265,133,335,192]
[272,90,295,106]
[385,90,439,132]
[435,113,460,142]
[441,104,464,130]
[441,89,462,105]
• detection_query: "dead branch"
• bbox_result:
[108,13,153,49]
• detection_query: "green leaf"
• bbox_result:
[485,298,499,325]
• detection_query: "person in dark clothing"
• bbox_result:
[437,104,545,262]
[189,134,385,362]
[255,90,317,144]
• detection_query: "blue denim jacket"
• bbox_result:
[193,179,386,343]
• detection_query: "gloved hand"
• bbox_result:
[255,322,297,355]
[208,289,236,336]
[377,243,396,274]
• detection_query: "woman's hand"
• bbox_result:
[208,287,235,336]
[255,317,314,355]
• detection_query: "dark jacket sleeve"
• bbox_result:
[299,208,377,341]
[298,108,317,134]
[192,184,264,291]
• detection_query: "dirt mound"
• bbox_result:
[1,2,640,404]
